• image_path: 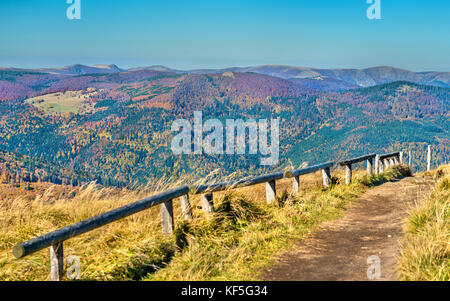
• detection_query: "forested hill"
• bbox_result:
[0,67,448,188]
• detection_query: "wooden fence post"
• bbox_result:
[161,200,174,235]
[383,159,389,168]
[408,150,412,168]
[266,180,276,204]
[345,164,352,185]
[201,193,214,213]
[322,167,331,188]
[50,242,64,281]
[427,145,431,171]
[375,155,380,175]
[367,158,373,175]
[292,175,300,194]
[179,194,193,220]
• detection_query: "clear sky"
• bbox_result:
[0,0,449,71]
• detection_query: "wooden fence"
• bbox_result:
[12,150,407,280]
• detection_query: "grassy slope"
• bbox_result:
[0,166,410,281]
[398,165,449,281]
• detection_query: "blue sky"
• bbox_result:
[0,0,449,71]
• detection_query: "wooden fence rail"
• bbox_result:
[377,151,402,174]
[12,151,405,281]
[339,153,376,184]
[190,170,285,206]
[191,161,334,207]
[284,161,334,193]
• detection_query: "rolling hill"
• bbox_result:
[229,65,450,88]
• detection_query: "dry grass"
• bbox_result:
[0,165,410,281]
[25,90,98,114]
[398,164,450,281]
[0,176,182,281]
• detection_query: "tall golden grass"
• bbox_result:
[398,165,450,281]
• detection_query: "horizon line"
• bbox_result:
[1,63,449,73]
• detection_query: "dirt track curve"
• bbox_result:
[263,175,435,281]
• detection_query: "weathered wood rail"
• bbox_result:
[339,153,376,184]
[285,161,334,193]
[376,151,402,174]
[190,161,334,207]
[12,150,407,281]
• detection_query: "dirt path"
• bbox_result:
[263,175,435,281]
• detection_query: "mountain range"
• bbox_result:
[0,64,448,188]
[1,64,449,91]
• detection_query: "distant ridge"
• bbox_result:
[0,64,124,75]
[194,65,450,88]
[127,65,184,73]
[1,64,448,88]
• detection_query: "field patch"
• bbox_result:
[25,90,98,114]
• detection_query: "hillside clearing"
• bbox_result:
[25,90,98,114]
